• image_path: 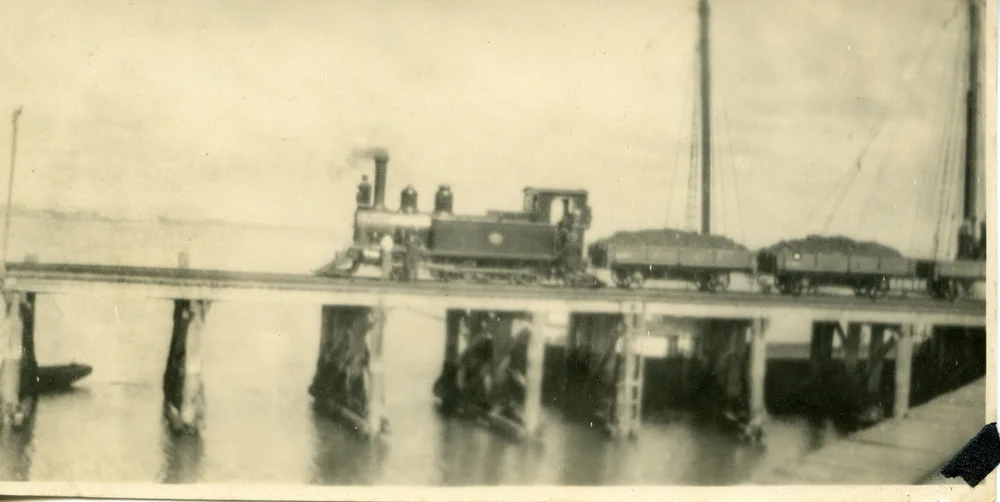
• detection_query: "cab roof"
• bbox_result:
[523,187,589,197]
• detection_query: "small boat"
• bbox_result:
[36,363,92,393]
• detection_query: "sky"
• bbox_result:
[0,0,987,258]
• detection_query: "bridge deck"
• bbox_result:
[747,377,987,485]
[0,262,986,327]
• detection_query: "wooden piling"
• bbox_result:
[856,323,895,423]
[163,299,210,434]
[810,322,834,379]
[893,324,915,418]
[747,317,767,438]
[311,305,387,438]
[724,321,747,405]
[521,310,546,436]
[843,323,862,375]
[0,291,24,426]
[18,292,36,407]
[366,303,387,436]
[434,309,466,414]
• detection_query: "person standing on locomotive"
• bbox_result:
[557,201,584,276]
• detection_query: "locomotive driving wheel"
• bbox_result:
[788,277,804,297]
[624,271,645,289]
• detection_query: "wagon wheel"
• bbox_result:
[611,268,629,289]
[699,274,721,293]
[879,276,891,293]
[716,273,731,292]
[944,280,961,302]
[788,278,804,297]
[626,271,645,289]
[460,260,478,282]
[775,277,789,295]
[853,282,867,297]
[865,283,880,301]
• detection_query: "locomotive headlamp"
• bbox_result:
[793,252,801,261]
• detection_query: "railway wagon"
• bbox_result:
[919,259,986,300]
[604,242,756,291]
[758,249,916,298]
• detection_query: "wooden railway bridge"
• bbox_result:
[0,258,987,444]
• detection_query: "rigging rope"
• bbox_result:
[854,3,964,235]
[909,24,964,256]
[722,102,747,245]
[667,65,694,228]
[820,2,960,235]
[713,102,727,235]
[932,25,969,259]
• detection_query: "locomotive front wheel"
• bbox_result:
[626,271,645,289]
[944,281,959,302]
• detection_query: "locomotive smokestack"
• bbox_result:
[371,148,389,210]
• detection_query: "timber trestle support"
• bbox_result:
[690,317,768,443]
[432,308,546,439]
[309,304,388,439]
[806,320,920,424]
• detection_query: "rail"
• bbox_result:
[0,262,985,327]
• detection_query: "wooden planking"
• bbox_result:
[747,378,986,485]
[1,262,986,327]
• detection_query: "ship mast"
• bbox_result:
[698,0,713,235]
[962,0,981,225]
[957,0,983,259]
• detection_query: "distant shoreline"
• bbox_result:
[8,206,332,233]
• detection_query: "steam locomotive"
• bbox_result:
[320,150,599,286]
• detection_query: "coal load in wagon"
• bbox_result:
[760,234,903,258]
[588,228,749,267]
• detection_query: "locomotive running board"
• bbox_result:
[423,262,540,277]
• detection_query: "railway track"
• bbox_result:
[3,262,985,317]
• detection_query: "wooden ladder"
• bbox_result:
[616,301,646,438]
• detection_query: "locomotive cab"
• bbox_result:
[522,188,592,229]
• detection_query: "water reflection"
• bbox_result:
[309,407,387,485]
[159,419,204,484]
[0,407,36,481]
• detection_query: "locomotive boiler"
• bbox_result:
[319,150,599,286]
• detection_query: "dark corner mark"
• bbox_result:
[941,422,1000,487]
